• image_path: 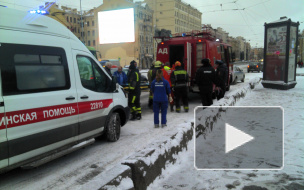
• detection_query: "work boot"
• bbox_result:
[154,124,159,128]
[130,112,136,121]
[184,107,189,112]
[136,113,142,120]
[170,105,174,112]
[161,124,167,128]
[176,108,181,113]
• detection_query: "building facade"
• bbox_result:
[93,0,154,68]
[144,0,202,34]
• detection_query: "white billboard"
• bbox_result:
[98,8,135,44]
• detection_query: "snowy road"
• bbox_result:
[0,63,263,190]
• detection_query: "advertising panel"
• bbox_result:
[98,8,135,44]
[265,26,287,81]
[288,26,297,81]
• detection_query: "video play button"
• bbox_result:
[225,123,254,153]
[195,107,283,170]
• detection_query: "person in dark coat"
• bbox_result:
[170,61,189,113]
[128,60,141,120]
[151,69,172,128]
[195,58,216,107]
[214,60,228,100]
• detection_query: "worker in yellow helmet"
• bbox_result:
[161,62,174,111]
[148,60,162,109]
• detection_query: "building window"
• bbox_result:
[70,17,72,23]
[92,21,94,26]
[87,21,90,27]
[88,40,91,46]
[74,18,76,23]
[92,30,95,36]
[93,40,95,46]
[78,28,80,33]
[67,16,69,22]
[88,31,90,36]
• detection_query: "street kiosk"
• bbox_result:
[262,17,300,90]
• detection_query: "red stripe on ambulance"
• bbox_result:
[0,99,113,130]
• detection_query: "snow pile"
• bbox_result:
[122,122,193,189]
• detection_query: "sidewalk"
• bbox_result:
[148,72,304,189]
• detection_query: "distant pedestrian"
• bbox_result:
[113,66,128,86]
[128,60,141,120]
[214,60,228,100]
[170,61,189,113]
[195,58,216,107]
[151,69,172,128]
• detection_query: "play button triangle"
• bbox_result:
[225,123,254,153]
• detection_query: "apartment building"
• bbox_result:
[144,0,202,34]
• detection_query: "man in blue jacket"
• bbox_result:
[113,66,128,86]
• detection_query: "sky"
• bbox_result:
[1,0,303,48]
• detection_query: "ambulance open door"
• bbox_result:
[0,68,8,170]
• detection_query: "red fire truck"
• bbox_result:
[155,30,234,93]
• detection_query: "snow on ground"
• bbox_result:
[148,69,304,189]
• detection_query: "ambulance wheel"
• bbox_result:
[106,112,121,142]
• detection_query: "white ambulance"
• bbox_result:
[0,7,130,174]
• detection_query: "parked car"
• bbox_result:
[247,62,262,73]
[232,66,245,84]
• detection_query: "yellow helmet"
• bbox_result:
[155,60,162,68]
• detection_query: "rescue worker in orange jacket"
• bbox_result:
[128,60,141,120]
[170,61,189,113]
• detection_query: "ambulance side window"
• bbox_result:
[0,43,70,96]
[76,56,109,92]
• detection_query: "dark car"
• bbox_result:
[247,62,262,73]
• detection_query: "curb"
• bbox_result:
[100,77,262,190]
